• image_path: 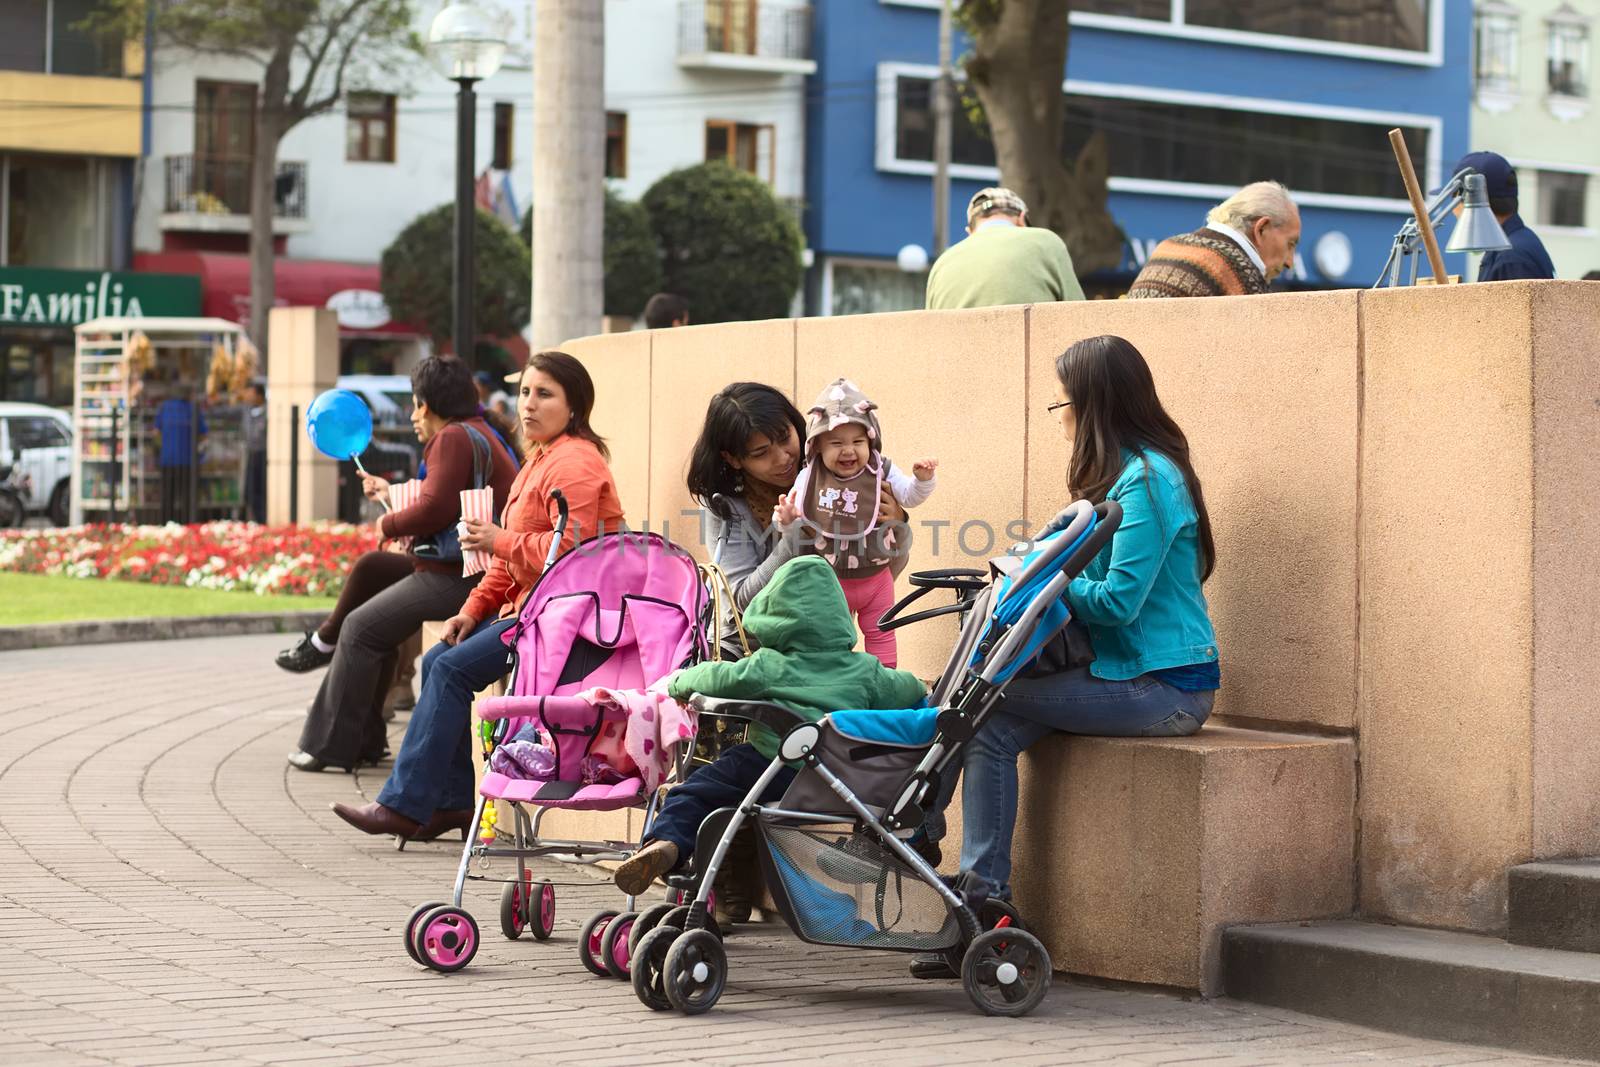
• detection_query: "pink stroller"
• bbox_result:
[403,514,709,976]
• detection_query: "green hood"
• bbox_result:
[741,556,858,654]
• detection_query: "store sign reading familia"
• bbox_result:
[0,266,201,327]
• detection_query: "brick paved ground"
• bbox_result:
[0,634,1585,1067]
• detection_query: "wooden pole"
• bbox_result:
[1388,128,1449,285]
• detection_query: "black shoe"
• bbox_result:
[909,835,942,868]
[276,633,333,673]
[909,952,958,980]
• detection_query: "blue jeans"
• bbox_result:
[376,617,517,824]
[646,743,797,861]
[950,666,1214,900]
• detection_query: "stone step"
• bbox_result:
[1010,726,1356,995]
[1509,858,1600,953]
[1222,919,1600,1060]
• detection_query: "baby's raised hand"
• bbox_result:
[912,458,939,481]
[773,492,800,528]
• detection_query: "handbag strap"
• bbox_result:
[459,424,500,518]
[700,561,750,661]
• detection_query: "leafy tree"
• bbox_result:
[641,162,803,324]
[520,188,662,319]
[381,205,531,348]
[91,0,420,354]
[956,0,1122,273]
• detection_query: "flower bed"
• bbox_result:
[0,523,381,597]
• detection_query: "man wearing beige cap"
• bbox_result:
[925,187,1085,310]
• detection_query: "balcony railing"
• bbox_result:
[678,1,813,67]
[163,155,309,219]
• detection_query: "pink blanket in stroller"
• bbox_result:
[583,679,697,793]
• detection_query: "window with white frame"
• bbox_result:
[1547,5,1591,98]
[888,72,1431,202]
[1537,170,1588,228]
[1474,1,1520,97]
[1074,0,1431,52]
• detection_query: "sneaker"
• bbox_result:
[614,840,680,896]
[276,633,333,673]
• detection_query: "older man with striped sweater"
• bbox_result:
[1128,182,1301,299]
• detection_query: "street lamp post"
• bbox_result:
[426,3,507,365]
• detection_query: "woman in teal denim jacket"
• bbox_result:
[945,334,1221,912]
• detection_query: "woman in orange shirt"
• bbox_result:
[332,351,625,843]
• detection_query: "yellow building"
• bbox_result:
[1,0,144,404]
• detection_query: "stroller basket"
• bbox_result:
[759,820,960,952]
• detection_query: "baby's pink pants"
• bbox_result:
[840,568,897,667]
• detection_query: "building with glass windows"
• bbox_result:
[0,0,157,405]
[804,0,1475,314]
[1471,0,1598,279]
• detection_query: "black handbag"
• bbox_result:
[1022,618,1096,678]
[412,425,494,564]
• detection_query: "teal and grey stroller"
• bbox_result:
[628,499,1121,1017]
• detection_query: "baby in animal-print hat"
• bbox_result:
[773,377,937,666]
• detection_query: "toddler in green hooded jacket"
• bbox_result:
[613,556,926,895]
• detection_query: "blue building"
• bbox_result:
[803,0,1473,314]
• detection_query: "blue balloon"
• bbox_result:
[305,389,373,461]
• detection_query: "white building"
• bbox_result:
[1471,0,1600,278]
[131,0,814,368]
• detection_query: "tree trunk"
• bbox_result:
[531,0,604,348]
[963,0,1122,274]
[248,50,292,361]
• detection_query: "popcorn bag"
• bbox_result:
[384,479,422,553]
[459,486,495,576]
[387,479,422,511]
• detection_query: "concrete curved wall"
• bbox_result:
[561,279,1600,933]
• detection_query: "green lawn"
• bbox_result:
[0,573,339,627]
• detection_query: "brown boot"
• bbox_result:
[614,840,679,896]
[712,823,757,925]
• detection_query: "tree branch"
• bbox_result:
[291,0,377,115]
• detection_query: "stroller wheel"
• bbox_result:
[960,927,1051,1017]
[662,903,723,941]
[663,929,727,1015]
[414,905,480,974]
[403,901,447,965]
[529,880,555,941]
[499,878,528,940]
[601,911,638,978]
[578,910,617,977]
[978,897,1027,933]
[629,902,677,956]
[631,925,681,1011]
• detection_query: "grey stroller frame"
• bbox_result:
[627,498,1122,1017]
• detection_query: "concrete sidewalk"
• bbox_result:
[0,635,1583,1066]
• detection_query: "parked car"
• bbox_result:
[0,402,72,525]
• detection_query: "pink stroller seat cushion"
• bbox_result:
[480,770,646,811]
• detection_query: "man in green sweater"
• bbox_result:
[925,187,1085,309]
[614,557,927,894]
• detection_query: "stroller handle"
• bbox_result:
[540,488,570,572]
[879,569,987,632]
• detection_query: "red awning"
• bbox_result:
[132,251,422,337]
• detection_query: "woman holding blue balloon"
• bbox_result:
[332,350,625,844]
[285,357,522,774]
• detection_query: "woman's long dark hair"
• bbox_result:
[686,382,805,520]
[523,350,608,460]
[1056,335,1216,581]
[411,356,523,462]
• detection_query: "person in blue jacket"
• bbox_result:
[930,334,1220,936]
[1454,151,1556,282]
